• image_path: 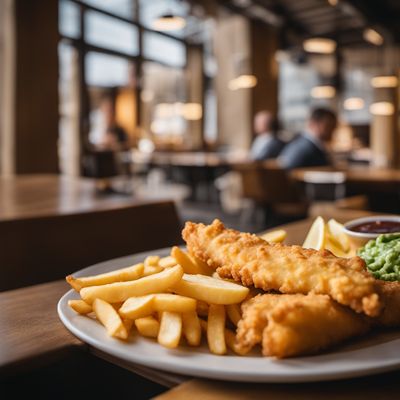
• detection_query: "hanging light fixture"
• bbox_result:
[363,28,384,46]
[228,75,258,90]
[228,53,257,91]
[303,38,336,54]
[311,85,336,99]
[343,97,364,110]
[152,13,186,31]
[369,101,394,116]
[371,75,398,88]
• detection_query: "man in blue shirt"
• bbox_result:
[278,108,337,169]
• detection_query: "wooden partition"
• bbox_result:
[0,201,182,291]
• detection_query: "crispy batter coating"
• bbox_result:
[236,294,370,358]
[374,280,400,327]
[182,219,381,317]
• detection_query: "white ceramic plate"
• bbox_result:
[58,248,400,383]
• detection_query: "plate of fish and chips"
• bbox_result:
[58,217,400,382]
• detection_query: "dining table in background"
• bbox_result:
[290,165,400,192]
[0,174,183,291]
[1,213,399,399]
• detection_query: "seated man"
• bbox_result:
[278,107,337,170]
[250,111,285,161]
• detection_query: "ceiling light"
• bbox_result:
[343,97,364,110]
[228,75,257,90]
[311,85,336,98]
[327,0,338,6]
[369,101,394,116]
[152,14,186,31]
[182,103,202,120]
[303,38,336,54]
[371,76,398,88]
[363,28,384,46]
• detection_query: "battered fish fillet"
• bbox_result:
[236,294,370,358]
[374,280,400,327]
[182,219,381,317]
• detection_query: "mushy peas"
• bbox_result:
[359,233,400,281]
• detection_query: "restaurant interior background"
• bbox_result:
[1,0,400,398]
[1,0,400,229]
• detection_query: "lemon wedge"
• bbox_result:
[259,229,287,243]
[327,219,350,252]
[303,216,325,250]
[325,237,349,257]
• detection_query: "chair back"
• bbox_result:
[235,162,300,205]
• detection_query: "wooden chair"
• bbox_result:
[234,162,308,224]
[0,201,181,291]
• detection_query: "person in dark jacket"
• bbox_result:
[250,111,285,161]
[278,107,337,169]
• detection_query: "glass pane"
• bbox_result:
[59,0,80,38]
[140,62,187,147]
[139,0,189,38]
[85,10,138,55]
[143,32,186,68]
[86,52,132,87]
[82,0,135,19]
[58,41,81,175]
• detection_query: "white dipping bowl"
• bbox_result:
[343,215,400,248]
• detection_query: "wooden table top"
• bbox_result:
[291,165,400,186]
[133,151,248,168]
[2,215,399,398]
[0,174,178,221]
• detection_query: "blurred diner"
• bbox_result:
[250,111,285,161]
[278,107,337,169]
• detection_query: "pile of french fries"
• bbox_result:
[66,246,250,355]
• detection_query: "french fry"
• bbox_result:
[123,319,134,335]
[226,304,242,326]
[80,265,184,304]
[143,265,163,276]
[196,301,209,317]
[93,298,128,339]
[207,304,227,355]
[190,254,214,276]
[172,273,249,305]
[182,311,201,346]
[158,311,182,349]
[119,295,155,319]
[225,329,247,356]
[171,246,202,274]
[158,256,177,269]
[135,316,160,338]
[199,318,208,332]
[153,293,196,313]
[144,255,160,266]
[66,263,144,292]
[68,299,92,314]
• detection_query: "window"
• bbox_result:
[85,52,132,87]
[59,0,80,38]
[81,0,135,19]
[58,0,209,174]
[85,11,139,56]
[142,32,186,68]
